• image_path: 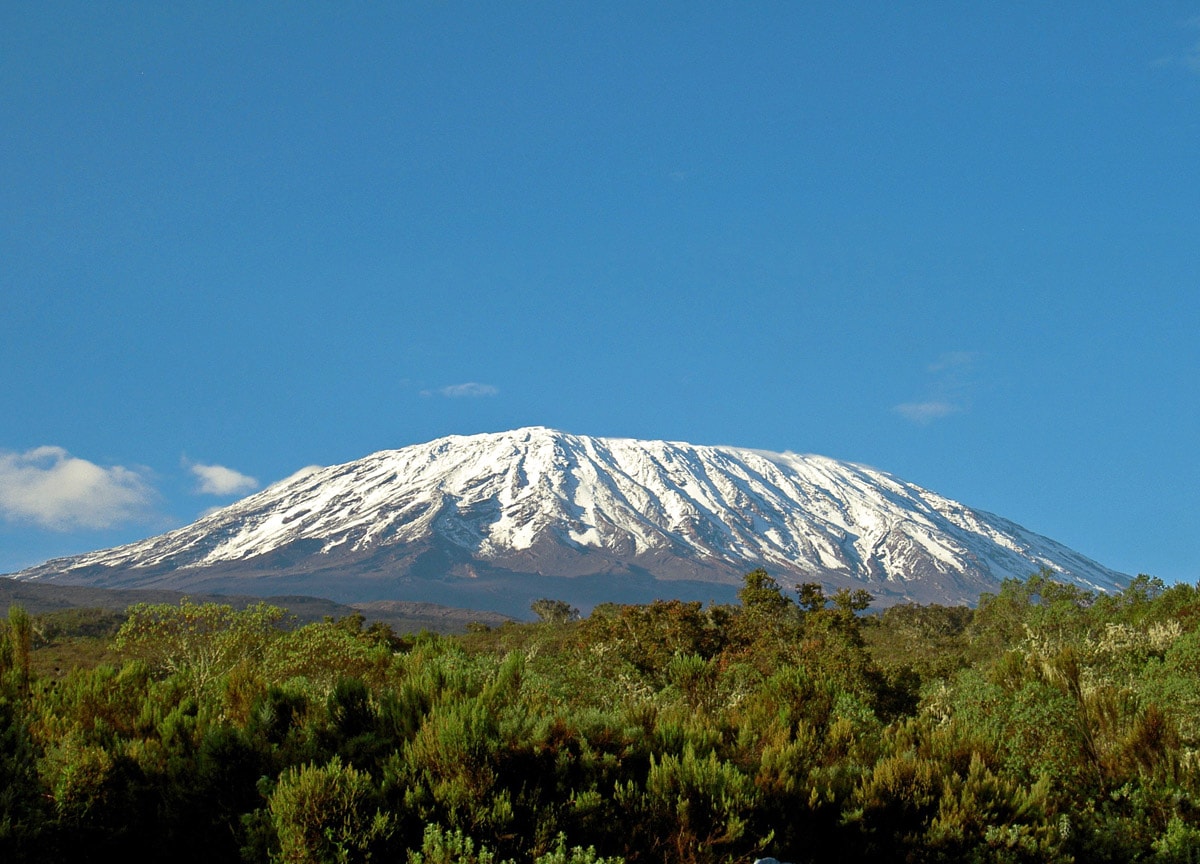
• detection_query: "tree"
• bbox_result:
[531,599,580,625]
[831,588,873,614]
[5,607,32,693]
[737,570,792,616]
[797,582,826,613]
[580,600,726,678]
[115,600,286,697]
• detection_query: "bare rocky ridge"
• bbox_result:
[5,427,1127,616]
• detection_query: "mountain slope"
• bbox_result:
[7,427,1126,614]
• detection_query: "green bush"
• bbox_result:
[268,756,393,863]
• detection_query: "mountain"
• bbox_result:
[6,427,1127,616]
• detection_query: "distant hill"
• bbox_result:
[0,579,512,634]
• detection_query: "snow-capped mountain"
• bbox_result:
[8,427,1127,615]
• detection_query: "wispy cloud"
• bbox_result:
[421,382,500,398]
[894,352,976,425]
[927,351,975,375]
[895,400,960,424]
[0,446,157,530]
[1152,16,1200,72]
[1188,35,1200,72]
[186,460,259,496]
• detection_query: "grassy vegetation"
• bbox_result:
[2,570,1200,863]
[24,608,126,678]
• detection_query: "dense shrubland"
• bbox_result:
[2,570,1200,862]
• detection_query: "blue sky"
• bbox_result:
[2,3,1198,585]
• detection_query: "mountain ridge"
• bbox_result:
[6,427,1127,615]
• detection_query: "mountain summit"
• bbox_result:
[9,427,1126,615]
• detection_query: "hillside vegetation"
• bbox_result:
[2,570,1200,863]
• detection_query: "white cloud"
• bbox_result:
[422,382,500,398]
[0,446,157,530]
[1187,42,1200,72]
[927,351,975,374]
[1184,17,1200,70]
[895,401,960,424]
[187,461,259,496]
[1152,17,1200,73]
[894,352,977,425]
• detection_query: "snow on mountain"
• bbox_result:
[7,427,1127,612]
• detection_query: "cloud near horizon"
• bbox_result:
[187,461,259,496]
[422,382,500,398]
[0,446,157,530]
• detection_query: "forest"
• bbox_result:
[2,569,1200,863]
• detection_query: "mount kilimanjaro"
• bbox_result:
[7,427,1127,616]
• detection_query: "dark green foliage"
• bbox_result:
[620,744,760,864]
[737,569,792,617]
[5,576,1200,863]
[581,600,727,678]
[0,695,44,858]
[5,606,33,693]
